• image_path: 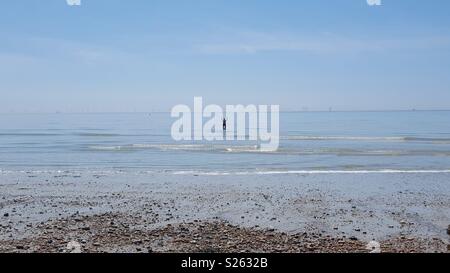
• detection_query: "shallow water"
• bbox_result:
[1,111,450,173]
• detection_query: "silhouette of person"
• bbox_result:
[223,118,227,131]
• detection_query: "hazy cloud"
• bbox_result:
[196,31,450,55]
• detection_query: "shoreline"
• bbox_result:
[1,172,449,253]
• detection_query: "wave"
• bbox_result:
[132,144,217,150]
[298,149,450,156]
[88,145,130,151]
[88,144,268,153]
[86,144,450,156]
[282,135,450,143]
[133,144,274,153]
[3,169,450,176]
[172,169,450,176]
[75,133,122,137]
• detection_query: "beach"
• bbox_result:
[1,171,449,253]
[1,112,450,253]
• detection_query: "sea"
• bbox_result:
[1,111,450,175]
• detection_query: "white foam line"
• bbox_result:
[2,169,450,176]
[172,169,450,176]
[282,136,407,141]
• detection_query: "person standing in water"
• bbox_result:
[223,118,227,131]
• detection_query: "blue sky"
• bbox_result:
[1,0,450,112]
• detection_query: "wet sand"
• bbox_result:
[0,171,449,253]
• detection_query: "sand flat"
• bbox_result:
[0,171,449,252]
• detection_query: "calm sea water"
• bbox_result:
[1,111,450,174]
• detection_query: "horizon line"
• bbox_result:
[2,109,450,114]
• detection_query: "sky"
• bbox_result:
[1,0,450,113]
